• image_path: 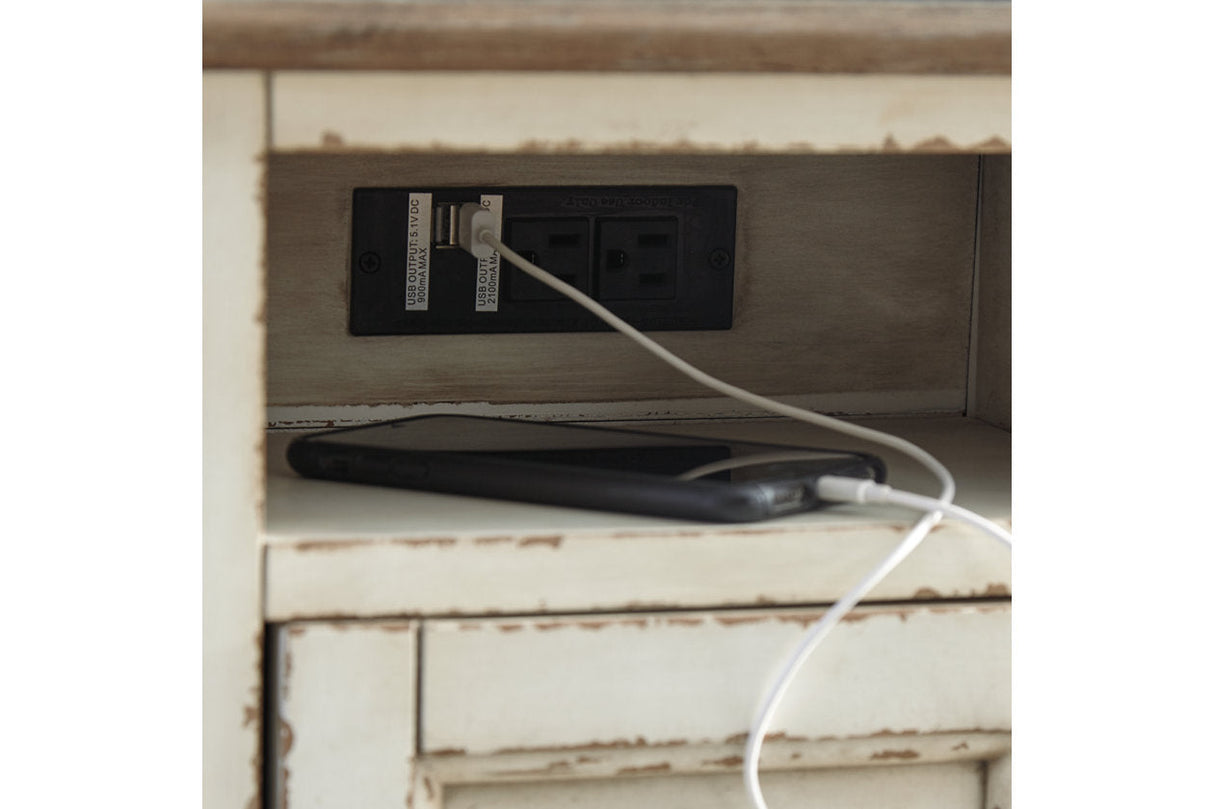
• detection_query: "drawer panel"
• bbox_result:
[270,620,418,809]
[421,602,1010,755]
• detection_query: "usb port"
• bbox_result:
[433,203,460,248]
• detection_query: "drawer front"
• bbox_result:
[422,602,1010,755]
[270,604,1009,808]
[270,620,418,809]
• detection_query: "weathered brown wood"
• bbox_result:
[203,0,1010,74]
[265,153,980,409]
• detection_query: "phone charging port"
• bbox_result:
[766,483,808,512]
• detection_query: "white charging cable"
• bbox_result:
[816,475,1012,548]
[458,205,1009,809]
[677,455,1010,545]
[458,205,957,503]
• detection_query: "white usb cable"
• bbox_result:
[816,475,1012,548]
[458,205,1010,809]
[458,205,957,504]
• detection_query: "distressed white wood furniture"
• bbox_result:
[260,418,1011,808]
[272,603,1009,809]
[203,3,1011,808]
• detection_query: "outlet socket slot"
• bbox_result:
[596,217,680,301]
[504,217,591,302]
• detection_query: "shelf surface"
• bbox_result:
[263,415,1011,620]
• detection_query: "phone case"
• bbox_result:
[287,415,885,523]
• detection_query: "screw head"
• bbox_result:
[708,248,732,270]
[358,252,381,273]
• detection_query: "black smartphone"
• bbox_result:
[286,415,886,523]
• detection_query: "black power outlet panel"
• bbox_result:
[348,185,736,335]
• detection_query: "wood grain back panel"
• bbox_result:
[205,0,1011,74]
[266,154,980,409]
[971,155,1011,429]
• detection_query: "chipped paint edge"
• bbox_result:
[272,620,420,808]
[271,72,1010,156]
[418,730,1012,786]
[423,601,1011,638]
[203,70,268,809]
[265,389,966,430]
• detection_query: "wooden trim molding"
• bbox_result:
[203,0,1011,74]
[202,71,267,809]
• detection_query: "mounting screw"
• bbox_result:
[358,252,381,273]
[709,248,732,270]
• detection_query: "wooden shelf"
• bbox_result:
[204,0,1010,75]
[262,415,1010,620]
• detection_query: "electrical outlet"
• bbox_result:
[348,185,735,335]
[503,218,591,302]
[596,217,680,301]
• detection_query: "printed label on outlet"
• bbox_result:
[475,194,502,313]
[405,192,432,311]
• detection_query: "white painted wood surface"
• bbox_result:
[213,45,1012,809]
[262,416,1010,620]
[986,753,1011,809]
[442,760,986,809]
[269,619,1008,809]
[202,71,266,809]
[271,72,1010,154]
[421,731,1010,786]
[270,620,418,809]
[421,603,1010,755]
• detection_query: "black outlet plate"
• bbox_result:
[348,185,736,335]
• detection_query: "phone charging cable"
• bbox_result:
[457,206,1011,809]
